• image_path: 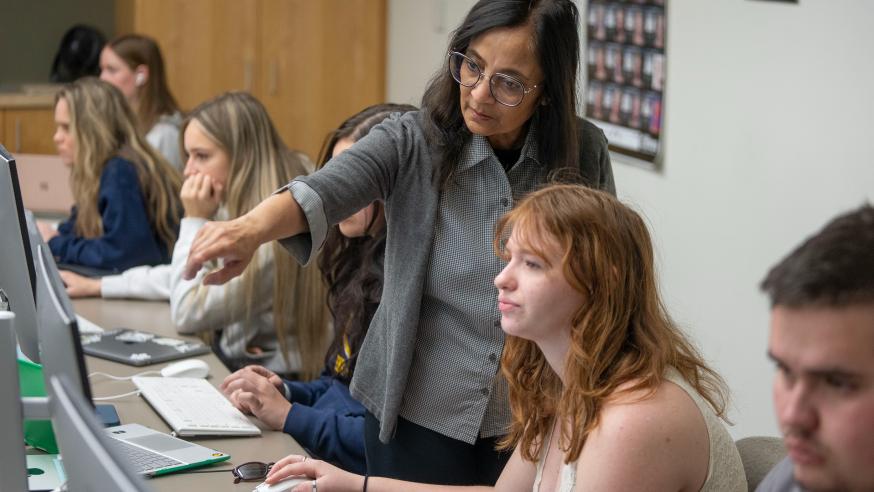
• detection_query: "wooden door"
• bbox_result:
[3,108,57,154]
[260,0,386,160]
[117,0,260,111]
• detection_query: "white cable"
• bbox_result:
[88,370,160,381]
[92,390,141,401]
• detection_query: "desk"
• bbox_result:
[73,298,304,491]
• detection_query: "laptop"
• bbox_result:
[14,154,73,215]
[26,454,65,492]
[57,262,118,277]
[82,329,210,366]
[104,423,230,476]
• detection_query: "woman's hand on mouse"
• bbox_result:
[220,367,290,430]
[181,173,223,219]
[266,455,364,492]
[59,270,101,298]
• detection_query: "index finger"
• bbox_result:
[266,461,314,484]
[202,260,247,285]
[183,225,225,280]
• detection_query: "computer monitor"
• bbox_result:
[48,374,151,492]
[35,242,93,403]
[0,144,39,362]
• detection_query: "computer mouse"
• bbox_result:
[160,359,210,379]
[253,476,308,492]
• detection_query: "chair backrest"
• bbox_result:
[49,24,105,83]
[735,436,786,492]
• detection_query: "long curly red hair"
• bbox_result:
[495,184,729,463]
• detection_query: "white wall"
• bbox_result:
[387,0,874,439]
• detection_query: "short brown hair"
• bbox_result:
[761,204,874,308]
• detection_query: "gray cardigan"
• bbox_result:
[281,111,614,442]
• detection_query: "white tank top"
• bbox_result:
[532,368,747,491]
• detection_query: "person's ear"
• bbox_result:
[134,66,148,87]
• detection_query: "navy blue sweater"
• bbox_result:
[48,157,171,271]
[282,370,366,474]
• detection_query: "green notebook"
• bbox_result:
[18,358,58,453]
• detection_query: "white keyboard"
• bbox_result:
[132,376,261,437]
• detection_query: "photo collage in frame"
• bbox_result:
[585,0,665,164]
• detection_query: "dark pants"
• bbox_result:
[364,411,511,485]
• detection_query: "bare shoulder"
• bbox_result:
[577,379,709,491]
[600,378,706,437]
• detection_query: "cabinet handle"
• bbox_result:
[244,61,254,92]
[269,61,278,96]
[14,118,21,153]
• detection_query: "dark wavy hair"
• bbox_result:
[422,0,582,187]
[316,103,417,382]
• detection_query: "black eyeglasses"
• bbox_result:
[448,51,540,107]
[232,461,274,483]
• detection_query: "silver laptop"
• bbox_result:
[105,423,230,476]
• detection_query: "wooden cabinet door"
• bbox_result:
[121,0,260,111]
[260,0,386,160]
[3,108,57,154]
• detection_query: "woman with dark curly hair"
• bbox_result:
[220,104,415,474]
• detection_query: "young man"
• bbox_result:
[758,204,874,492]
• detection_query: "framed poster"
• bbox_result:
[584,0,666,166]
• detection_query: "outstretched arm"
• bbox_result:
[183,190,307,285]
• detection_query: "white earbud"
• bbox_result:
[135,72,146,86]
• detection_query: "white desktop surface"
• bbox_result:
[73,298,305,491]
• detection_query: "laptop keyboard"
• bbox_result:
[109,437,182,474]
[132,377,261,437]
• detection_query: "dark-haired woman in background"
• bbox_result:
[100,34,183,169]
[220,104,416,474]
[184,0,614,483]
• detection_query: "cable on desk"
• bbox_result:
[92,390,141,401]
[88,370,160,380]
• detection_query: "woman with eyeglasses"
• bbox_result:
[220,103,416,475]
[262,185,747,491]
[183,0,614,484]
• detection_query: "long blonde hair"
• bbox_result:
[57,77,181,251]
[107,34,180,133]
[183,91,328,377]
[496,184,729,463]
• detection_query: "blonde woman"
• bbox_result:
[99,33,183,169]
[61,92,328,377]
[41,77,181,272]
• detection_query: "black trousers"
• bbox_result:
[364,411,511,485]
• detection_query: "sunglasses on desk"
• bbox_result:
[183,461,274,483]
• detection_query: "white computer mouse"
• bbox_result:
[253,476,308,492]
[160,359,210,378]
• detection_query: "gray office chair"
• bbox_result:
[735,436,786,491]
